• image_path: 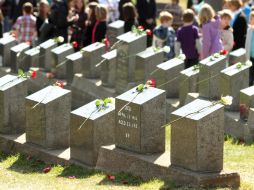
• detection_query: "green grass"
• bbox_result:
[0,128,253,189]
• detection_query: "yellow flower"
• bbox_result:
[220,95,233,106]
[56,36,64,43]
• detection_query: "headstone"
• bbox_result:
[115,86,166,153]
[0,35,16,66]
[239,86,254,120]
[70,99,115,166]
[179,66,200,106]
[19,47,40,71]
[199,54,227,100]
[228,48,246,66]
[107,20,124,45]
[66,51,83,83]
[82,42,105,78]
[10,43,30,72]
[39,39,58,70]
[220,62,251,111]
[135,47,164,84]
[0,74,27,133]
[26,86,71,149]
[51,43,74,79]
[115,32,147,93]
[101,49,117,87]
[153,58,185,98]
[247,108,254,135]
[171,99,224,172]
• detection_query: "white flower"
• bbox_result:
[220,95,233,106]
[57,36,64,43]
[163,46,171,53]
[178,54,186,60]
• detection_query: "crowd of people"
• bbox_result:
[0,0,254,82]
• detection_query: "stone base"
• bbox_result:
[71,74,117,109]
[166,98,180,122]
[225,112,254,142]
[0,133,92,169]
[96,145,240,188]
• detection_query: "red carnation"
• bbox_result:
[147,79,156,87]
[43,167,51,173]
[31,70,37,79]
[146,29,152,36]
[103,37,110,52]
[138,26,144,31]
[107,175,115,181]
[54,81,65,88]
[72,41,78,48]
[220,49,228,56]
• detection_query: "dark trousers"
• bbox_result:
[250,57,254,86]
[184,58,199,69]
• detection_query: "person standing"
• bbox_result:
[136,0,156,46]
[36,0,50,39]
[13,2,36,43]
[199,3,223,59]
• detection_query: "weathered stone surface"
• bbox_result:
[166,98,180,122]
[107,20,124,45]
[171,99,224,172]
[240,86,254,120]
[220,62,251,111]
[0,75,27,134]
[0,35,16,66]
[115,86,166,153]
[71,74,117,109]
[101,50,117,87]
[199,55,227,100]
[10,43,30,72]
[39,39,58,70]
[66,51,83,83]
[82,42,105,78]
[51,43,74,79]
[153,58,185,98]
[70,100,115,166]
[228,48,246,66]
[19,47,40,71]
[96,145,240,188]
[135,47,164,84]
[26,86,71,149]
[246,108,254,141]
[185,93,200,105]
[115,32,147,93]
[179,66,199,106]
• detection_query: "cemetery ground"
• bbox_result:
[0,129,253,190]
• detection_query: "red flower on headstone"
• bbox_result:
[31,70,37,79]
[103,37,110,52]
[43,167,51,173]
[54,81,65,88]
[107,175,115,181]
[46,72,55,79]
[220,49,228,56]
[147,79,156,87]
[146,29,152,36]
[138,26,144,31]
[72,41,78,49]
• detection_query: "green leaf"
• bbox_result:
[95,99,103,108]
[18,69,24,77]
[103,98,112,106]
[136,84,144,92]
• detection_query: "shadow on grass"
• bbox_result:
[58,164,101,179]
[224,134,254,146]
[8,153,46,174]
[0,151,9,162]
[97,172,143,187]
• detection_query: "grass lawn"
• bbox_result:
[0,128,253,190]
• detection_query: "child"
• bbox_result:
[91,4,107,43]
[219,9,234,53]
[13,2,37,44]
[199,3,223,59]
[122,2,138,33]
[245,11,254,85]
[153,11,175,60]
[175,9,201,69]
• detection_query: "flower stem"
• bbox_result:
[31,87,54,109]
[118,92,141,114]
[78,108,99,130]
